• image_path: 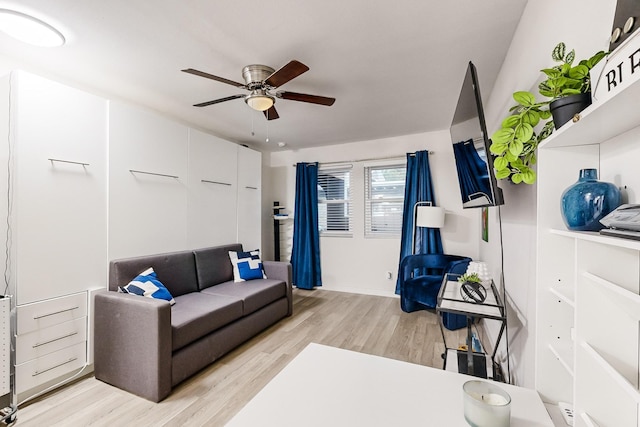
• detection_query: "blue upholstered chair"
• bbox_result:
[399,254,472,329]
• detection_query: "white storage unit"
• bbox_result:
[14,292,88,397]
[535,70,640,425]
[187,129,239,248]
[237,145,262,251]
[108,101,189,259]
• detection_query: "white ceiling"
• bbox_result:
[0,0,527,152]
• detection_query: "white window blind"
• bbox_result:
[365,165,406,237]
[318,167,352,235]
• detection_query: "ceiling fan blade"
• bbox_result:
[264,60,309,88]
[182,68,246,88]
[193,94,245,107]
[263,106,279,120]
[277,91,336,106]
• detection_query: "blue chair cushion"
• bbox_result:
[398,254,472,328]
[403,275,442,308]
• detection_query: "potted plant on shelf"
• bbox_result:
[539,42,608,128]
[458,272,482,285]
[490,42,608,185]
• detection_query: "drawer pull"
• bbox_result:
[32,357,78,377]
[245,186,258,190]
[32,331,78,348]
[32,306,79,320]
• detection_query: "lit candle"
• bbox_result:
[463,380,511,427]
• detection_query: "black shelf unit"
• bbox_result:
[436,273,507,381]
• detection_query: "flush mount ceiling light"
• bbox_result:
[245,89,275,112]
[0,8,65,47]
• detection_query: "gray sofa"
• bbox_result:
[94,243,292,402]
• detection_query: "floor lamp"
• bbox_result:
[412,201,445,254]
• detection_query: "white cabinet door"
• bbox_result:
[14,72,108,305]
[109,102,188,259]
[237,146,262,251]
[187,129,238,248]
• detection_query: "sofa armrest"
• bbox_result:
[94,292,172,402]
[263,261,293,316]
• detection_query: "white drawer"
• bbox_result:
[17,292,87,335]
[16,317,87,364]
[15,341,86,394]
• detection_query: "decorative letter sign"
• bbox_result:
[594,31,640,103]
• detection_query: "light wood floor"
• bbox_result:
[15,289,466,427]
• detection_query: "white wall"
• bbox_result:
[482,0,616,387]
[266,131,481,297]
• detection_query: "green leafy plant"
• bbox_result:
[490,42,608,185]
[538,42,607,99]
[490,92,554,184]
[458,272,481,284]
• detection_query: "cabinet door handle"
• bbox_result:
[48,158,90,166]
[129,169,179,179]
[32,357,78,377]
[245,186,258,190]
[33,306,79,320]
[201,180,232,186]
[32,331,78,348]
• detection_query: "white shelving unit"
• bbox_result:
[536,63,640,426]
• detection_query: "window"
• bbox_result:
[365,165,406,237]
[318,167,352,235]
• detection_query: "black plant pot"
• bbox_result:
[549,92,592,129]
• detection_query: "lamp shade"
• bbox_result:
[416,205,445,228]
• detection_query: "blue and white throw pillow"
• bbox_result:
[229,250,267,282]
[118,267,176,305]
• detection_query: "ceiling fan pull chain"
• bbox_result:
[266,113,270,143]
[251,111,255,136]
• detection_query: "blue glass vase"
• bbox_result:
[561,169,621,231]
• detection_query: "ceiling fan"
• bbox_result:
[182,60,336,120]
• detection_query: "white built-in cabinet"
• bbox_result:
[187,129,238,248]
[2,71,108,401]
[108,101,189,260]
[536,71,640,425]
[12,72,108,305]
[237,145,262,251]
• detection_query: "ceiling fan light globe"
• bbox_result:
[245,94,274,111]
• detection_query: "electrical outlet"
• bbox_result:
[558,402,574,426]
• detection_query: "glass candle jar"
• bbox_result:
[463,380,511,427]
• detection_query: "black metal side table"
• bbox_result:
[436,273,506,380]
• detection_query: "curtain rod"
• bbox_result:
[292,151,435,167]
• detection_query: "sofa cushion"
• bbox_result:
[201,279,286,316]
[170,292,243,351]
[229,250,266,282]
[193,244,243,290]
[119,267,175,305]
[109,250,198,297]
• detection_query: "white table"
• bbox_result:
[227,343,553,426]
